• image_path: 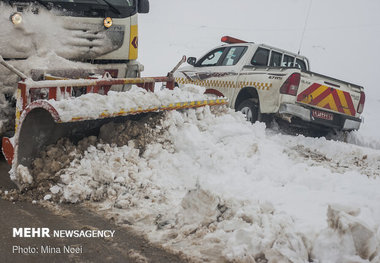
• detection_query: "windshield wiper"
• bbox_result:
[101,0,121,15]
[32,0,121,15]
[33,0,53,10]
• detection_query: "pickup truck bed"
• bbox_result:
[280,70,364,131]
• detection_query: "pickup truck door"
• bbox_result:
[176,46,247,101]
[235,47,286,112]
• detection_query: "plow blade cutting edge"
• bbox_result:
[2,74,227,189]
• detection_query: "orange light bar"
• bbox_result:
[221,36,247,44]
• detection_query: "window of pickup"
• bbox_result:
[221,46,247,66]
[251,48,269,66]
[198,47,226,67]
[295,58,307,71]
[269,51,282,67]
[282,54,295,67]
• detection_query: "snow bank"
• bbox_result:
[45,106,380,262]
[53,142,310,262]
[312,205,380,262]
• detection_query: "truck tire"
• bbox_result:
[237,99,261,123]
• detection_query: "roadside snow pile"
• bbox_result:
[279,136,380,179]
[4,113,164,202]
[42,106,380,262]
[328,131,380,151]
[48,109,311,262]
[48,85,211,122]
[312,205,380,262]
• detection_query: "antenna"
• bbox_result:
[298,0,313,55]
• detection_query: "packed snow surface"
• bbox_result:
[47,105,380,262]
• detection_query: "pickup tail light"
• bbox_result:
[280,73,301,96]
[357,91,365,114]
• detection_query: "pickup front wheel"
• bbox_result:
[237,99,261,123]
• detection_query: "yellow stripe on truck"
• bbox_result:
[317,93,338,112]
[129,25,138,60]
[309,85,328,101]
[336,89,352,115]
[175,77,272,90]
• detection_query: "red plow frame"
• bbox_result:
[2,75,227,185]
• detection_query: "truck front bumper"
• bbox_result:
[278,103,361,131]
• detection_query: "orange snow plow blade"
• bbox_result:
[2,75,227,184]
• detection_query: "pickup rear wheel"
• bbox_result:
[237,99,261,123]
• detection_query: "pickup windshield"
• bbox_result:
[34,0,136,18]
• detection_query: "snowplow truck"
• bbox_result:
[0,0,227,188]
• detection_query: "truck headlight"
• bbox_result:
[11,13,23,25]
[103,17,112,28]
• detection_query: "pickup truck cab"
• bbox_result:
[174,36,365,133]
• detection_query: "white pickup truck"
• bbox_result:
[174,36,365,133]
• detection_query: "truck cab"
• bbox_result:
[0,0,149,137]
[1,0,150,79]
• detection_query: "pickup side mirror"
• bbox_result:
[138,0,149,13]
[187,57,197,66]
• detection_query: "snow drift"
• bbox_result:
[30,102,380,262]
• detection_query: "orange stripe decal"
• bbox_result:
[297,83,356,116]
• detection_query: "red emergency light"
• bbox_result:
[221,36,247,44]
